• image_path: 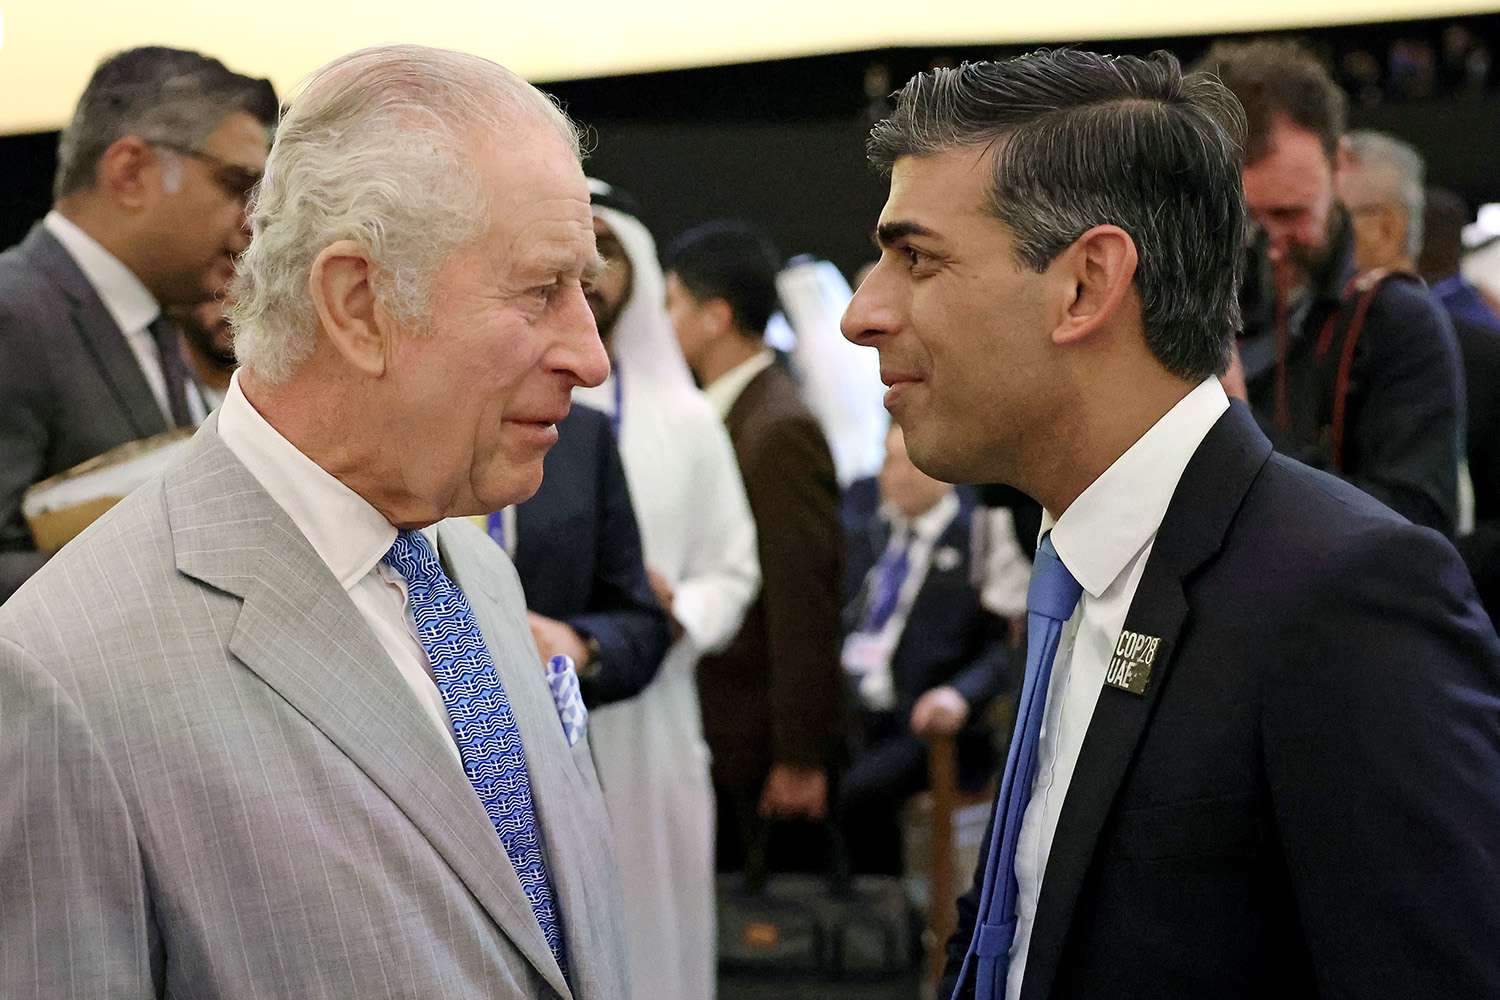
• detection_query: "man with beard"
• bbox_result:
[573,180,760,1000]
[170,287,237,416]
[1196,41,1464,536]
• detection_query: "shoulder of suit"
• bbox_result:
[0,242,60,330]
[1233,451,1425,576]
[0,473,179,662]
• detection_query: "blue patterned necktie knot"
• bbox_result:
[382,529,566,973]
[955,532,1080,1000]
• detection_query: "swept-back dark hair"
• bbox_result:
[868,48,1248,380]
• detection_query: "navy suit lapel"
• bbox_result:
[23,226,167,438]
[1019,404,1273,1000]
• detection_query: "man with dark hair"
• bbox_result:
[1196,40,1464,537]
[1422,186,1500,331]
[0,47,277,600]
[664,221,845,877]
[843,48,1500,1000]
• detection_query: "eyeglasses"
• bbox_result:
[152,142,262,204]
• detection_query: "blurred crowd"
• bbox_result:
[1,28,1498,1000]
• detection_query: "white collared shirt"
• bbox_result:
[216,371,460,762]
[843,490,962,710]
[42,210,176,425]
[1006,378,1229,1000]
[703,348,775,420]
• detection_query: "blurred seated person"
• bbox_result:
[483,403,670,707]
[838,424,1019,874]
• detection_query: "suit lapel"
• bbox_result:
[1020,404,1273,1000]
[23,226,167,438]
[165,425,570,999]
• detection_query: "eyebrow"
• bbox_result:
[874,220,940,249]
[582,250,608,286]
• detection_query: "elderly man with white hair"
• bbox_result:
[0,44,629,1000]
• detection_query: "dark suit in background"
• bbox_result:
[840,482,1014,874]
[700,363,844,869]
[511,404,669,708]
[0,226,174,601]
[944,404,1500,999]
[1453,315,1500,622]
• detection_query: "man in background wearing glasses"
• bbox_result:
[0,47,276,602]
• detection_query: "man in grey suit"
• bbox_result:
[0,44,630,999]
[0,47,278,602]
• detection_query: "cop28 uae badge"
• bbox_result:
[1105,629,1161,696]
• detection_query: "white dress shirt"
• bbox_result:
[1005,378,1229,1000]
[42,210,176,425]
[216,371,460,763]
[843,490,961,711]
[702,348,776,420]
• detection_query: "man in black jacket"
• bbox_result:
[494,403,669,707]
[842,48,1500,1000]
[1197,40,1464,537]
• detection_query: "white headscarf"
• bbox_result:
[776,257,889,487]
[573,188,759,648]
[575,185,759,1000]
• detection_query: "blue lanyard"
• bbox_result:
[608,367,623,440]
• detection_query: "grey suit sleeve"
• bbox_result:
[0,636,159,998]
[0,305,52,601]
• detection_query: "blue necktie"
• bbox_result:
[953,533,1081,1000]
[383,529,566,972]
[864,525,912,632]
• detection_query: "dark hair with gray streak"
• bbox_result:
[54,46,278,201]
[868,49,1248,381]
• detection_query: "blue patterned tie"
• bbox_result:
[383,529,566,972]
[953,533,1081,1000]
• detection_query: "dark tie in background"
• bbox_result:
[148,315,194,429]
[863,525,912,632]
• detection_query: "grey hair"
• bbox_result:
[1344,130,1427,260]
[54,47,276,201]
[229,45,585,384]
[868,49,1248,381]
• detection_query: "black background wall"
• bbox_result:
[3,14,1498,277]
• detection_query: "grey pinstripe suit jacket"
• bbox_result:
[0,420,629,999]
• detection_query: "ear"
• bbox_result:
[704,297,736,336]
[94,136,157,210]
[308,240,386,377]
[1335,135,1353,176]
[1051,225,1139,347]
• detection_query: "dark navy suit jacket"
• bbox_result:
[944,402,1500,999]
[511,404,668,708]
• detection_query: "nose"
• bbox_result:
[553,286,611,389]
[841,259,898,348]
[229,209,252,254]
